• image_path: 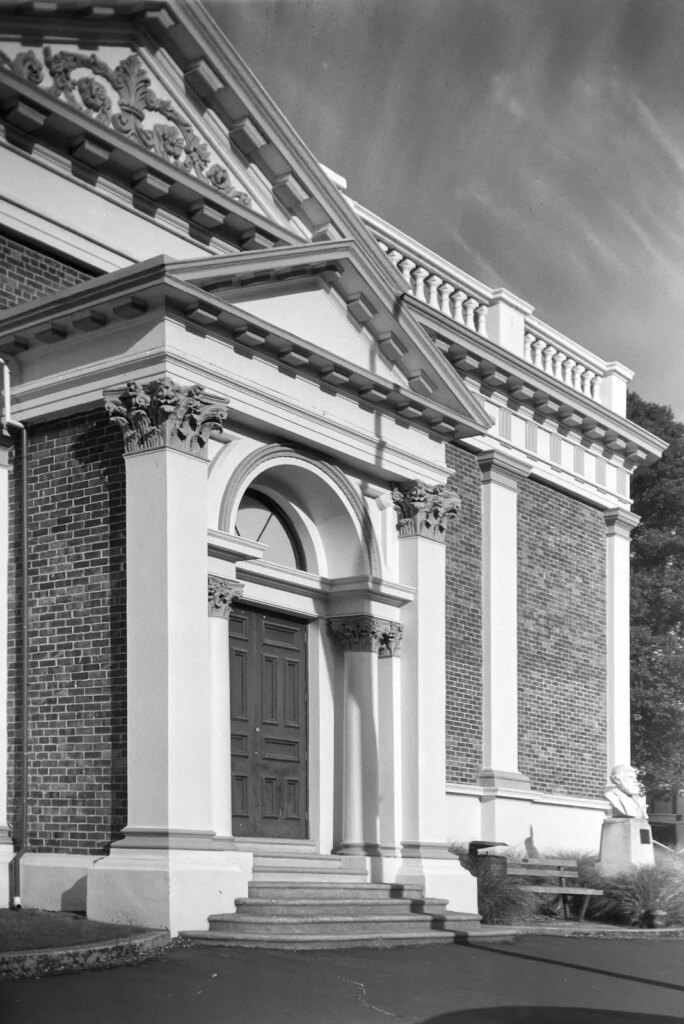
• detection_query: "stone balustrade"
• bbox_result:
[377,240,489,340]
[523,319,605,403]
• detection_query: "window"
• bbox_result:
[235,489,304,570]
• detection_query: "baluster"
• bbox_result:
[581,369,595,397]
[378,241,389,254]
[552,351,566,380]
[563,358,576,387]
[426,274,442,310]
[387,249,403,270]
[453,290,467,325]
[591,375,602,402]
[463,297,478,331]
[524,333,535,362]
[398,258,416,292]
[412,266,429,302]
[543,345,556,376]
[571,363,585,392]
[531,339,546,369]
[437,282,455,318]
[475,305,488,338]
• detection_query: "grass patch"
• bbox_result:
[0,909,145,953]
[582,861,684,928]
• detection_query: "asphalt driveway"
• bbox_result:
[1,936,683,1023]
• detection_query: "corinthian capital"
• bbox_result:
[391,478,461,540]
[329,615,403,657]
[105,376,228,457]
[208,576,244,618]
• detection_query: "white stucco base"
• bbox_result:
[446,786,608,857]
[19,853,98,912]
[86,848,253,935]
[0,844,13,909]
[394,852,478,915]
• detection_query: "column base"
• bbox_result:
[393,843,478,914]
[597,817,654,877]
[87,847,253,935]
[113,827,217,850]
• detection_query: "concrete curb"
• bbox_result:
[0,929,172,980]
[508,924,684,940]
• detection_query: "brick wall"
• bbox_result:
[518,478,606,798]
[445,443,483,784]
[0,230,94,311]
[7,411,127,855]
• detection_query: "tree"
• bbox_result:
[627,392,684,793]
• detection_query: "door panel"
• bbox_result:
[229,605,308,838]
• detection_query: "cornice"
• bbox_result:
[476,450,534,489]
[0,254,491,442]
[411,298,665,468]
[603,507,641,537]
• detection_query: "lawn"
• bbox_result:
[0,909,146,953]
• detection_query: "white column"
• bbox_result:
[604,508,640,773]
[477,450,533,789]
[0,435,14,905]
[377,645,403,856]
[391,480,477,912]
[207,576,244,845]
[330,615,394,856]
[89,378,252,935]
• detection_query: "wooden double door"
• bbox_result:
[229,605,308,838]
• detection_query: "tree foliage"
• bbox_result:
[627,392,684,792]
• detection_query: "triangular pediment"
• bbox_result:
[169,240,492,430]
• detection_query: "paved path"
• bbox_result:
[2,936,684,1023]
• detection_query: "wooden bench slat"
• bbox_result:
[523,886,604,896]
[507,866,579,878]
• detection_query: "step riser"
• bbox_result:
[226,900,448,919]
[247,883,425,900]
[205,917,456,938]
[252,871,369,883]
[186,933,459,949]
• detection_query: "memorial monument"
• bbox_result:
[598,765,654,876]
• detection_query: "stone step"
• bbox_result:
[247,881,425,901]
[183,930,460,950]
[220,896,450,919]
[201,913,465,938]
[251,865,369,883]
[234,838,319,856]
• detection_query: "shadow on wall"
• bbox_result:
[419,1009,679,1024]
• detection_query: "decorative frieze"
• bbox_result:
[105,377,228,458]
[330,616,403,658]
[207,576,244,618]
[391,479,461,540]
[0,45,250,203]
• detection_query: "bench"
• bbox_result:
[505,858,603,921]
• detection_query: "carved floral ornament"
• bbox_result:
[208,576,244,619]
[105,377,228,458]
[391,479,461,540]
[329,616,403,658]
[0,45,250,203]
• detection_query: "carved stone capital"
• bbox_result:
[391,479,461,540]
[208,576,244,618]
[329,615,403,657]
[105,377,228,458]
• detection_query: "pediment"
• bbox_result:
[0,33,292,231]
[226,280,408,388]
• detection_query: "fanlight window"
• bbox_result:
[235,490,304,570]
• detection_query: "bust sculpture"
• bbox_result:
[604,764,648,819]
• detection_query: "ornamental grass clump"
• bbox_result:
[587,861,684,928]
[449,843,539,925]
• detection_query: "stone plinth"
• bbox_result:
[597,817,654,876]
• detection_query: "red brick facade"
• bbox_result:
[445,443,483,785]
[6,412,127,855]
[517,478,607,798]
[0,230,94,311]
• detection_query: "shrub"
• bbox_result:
[449,844,539,924]
[585,861,684,927]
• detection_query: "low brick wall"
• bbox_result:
[0,230,94,310]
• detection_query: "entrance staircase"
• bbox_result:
[182,840,516,949]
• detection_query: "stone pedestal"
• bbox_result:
[597,817,654,876]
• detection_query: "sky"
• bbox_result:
[206,0,684,421]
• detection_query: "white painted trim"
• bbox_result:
[446,782,609,811]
